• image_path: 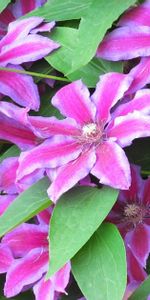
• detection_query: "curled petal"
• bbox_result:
[48,150,96,202]
[33,278,55,300]
[31,21,55,34]
[97,26,150,61]
[0,34,59,67]
[108,112,150,147]
[91,141,131,189]
[52,80,96,125]
[2,223,48,257]
[92,73,132,123]
[0,64,40,111]
[51,262,71,293]
[17,137,81,180]
[4,249,48,297]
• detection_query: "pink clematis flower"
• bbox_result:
[108,165,150,292]
[97,1,150,94]
[0,15,59,110]
[0,208,70,300]
[15,74,150,202]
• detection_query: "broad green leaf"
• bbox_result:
[0,178,51,237]
[46,27,122,86]
[23,0,92,21]
[72,223,127,300]
[47,186,118,277]
[0,145,20,163]
[129,276,150,300]
[0,0,11,13]
[69,0,136,73]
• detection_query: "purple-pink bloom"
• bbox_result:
[0,16,59,110]
[0,208,70,300]
[108,165,150,290]
[15,74,150,202]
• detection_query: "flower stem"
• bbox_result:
[0,67,70,82]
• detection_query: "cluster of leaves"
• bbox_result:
[0,0,150,299]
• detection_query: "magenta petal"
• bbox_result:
[37,207,53,225]
[0,64,40,111]
[2,223,48,257]
[52,263,71,293]
[91,141,131,189]
[31,21,55,34]
[17,168,45,192]
[127,246,147,282]
[97,26,150,61]
[0,245,14,273]
[108,112,150,147]
[17,137,81,180]
[12,0,45,17]
[92,73,132,123]
[143,177,150,206]
[0,34,59,67]
[4,249,48,297]
[0,195,16,216]
[114,89,150,117]
[33,277,55,300]
[0,17,44,50]
[52,80,96,125]
[127,57,150,94]
[126,224,150,267]
[29,116,80,138]
[48,150,96,202]
[119,2,150,27]
[0,157,18,194]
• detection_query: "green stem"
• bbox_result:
[0,67,70,82]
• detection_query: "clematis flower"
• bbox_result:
[15,74,150,202]
[97,1,150,94]
[108,165,150,293]
[0,16,59,110]
[0,208,70,300]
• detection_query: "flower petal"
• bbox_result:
[91,73,132,123]
[2,223,48,257]
[119,2,150,27]
[114,89,150,117]
[108,111,150,147]
[91,141,131,189]
[29,116,80,138]
[127,246,147,282]
[51,263,71,293]
[33,277,55,300]
[31,21,55,34]
[127,57,150,94]
[0,195,16,216]
[4,248,48,297]
[12,0,45,18]
[0,157,18,194]
[97,26,150,61]
[52,80,96,125]
[0,34,59,67]
[0,245,14,273]
[37,207,53,225]
[142,177,150,206]
[126,224,150,267]
[48,150,96,202]
[0,64,40,111]
[0,17,44,50]
[17,137,81,180]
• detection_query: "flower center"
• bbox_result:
[123,203,146,225]
[80,122,104,145]
[82,123,97,137]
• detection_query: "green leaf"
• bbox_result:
[0,178,51,237]
[0,0,11,13]
[23,0,92,21]
[72,223,127,300]
[47,186,118,277]
[0,145,20,163]
[46,27,122,86]
[129,276,150,300]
